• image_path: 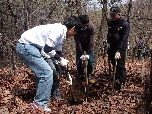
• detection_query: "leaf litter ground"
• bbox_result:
[0,56,151,114]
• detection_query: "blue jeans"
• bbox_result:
[16,42,53,106]
[45,58,61,98]
[76,50,94,76]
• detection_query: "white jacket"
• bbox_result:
[18,23,67,51]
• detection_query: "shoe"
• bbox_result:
[31,101,51,112]
[88,76,95,84]
[120,83,125,89]
[43,105,51,112]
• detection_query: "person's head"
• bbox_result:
[78,15,89,29]
[63,16,82,38]
[110,5,121,21]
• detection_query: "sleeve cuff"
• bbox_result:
[54,53,60,60]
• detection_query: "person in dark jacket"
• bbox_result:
[74,15,95,83]
[107,5,130,89]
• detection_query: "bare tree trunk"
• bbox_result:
[150,51,152,107]
[94,0,108,70]
[127,0,132,23]
[126,0,132,63]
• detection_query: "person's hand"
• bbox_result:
[107,43,110,49]
[80,55,90,60]
[80,55,85,60]
[115,51,121,59]
[60,57,69,66]
[85,55,90,60]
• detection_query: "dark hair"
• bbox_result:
[63,16,82,32]
[78,15,89,24]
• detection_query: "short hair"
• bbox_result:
[78,15,89,24]
[63,16,82,32]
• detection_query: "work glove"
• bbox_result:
[80,55,85,60]
[80,55,90,60]
[60,57,69,66]
[47,50,56,57]
[85,55,90,60]
[115,51,121,59]
[107,43,110,49]
[66,73,72,85]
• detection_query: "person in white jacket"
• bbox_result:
[16,16,81,112]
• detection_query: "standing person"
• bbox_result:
[107,5,130,89]
[16,16,81,112]
[74,15,95,83]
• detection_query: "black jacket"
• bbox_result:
[107,17,130,51]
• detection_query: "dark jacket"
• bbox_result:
[107,17,130,51]
[44,44,63,60]
[74,24,94,55]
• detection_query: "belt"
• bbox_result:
[18,41,42,51]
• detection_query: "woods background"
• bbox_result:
[0,0,152,113]
[0,0,151,69]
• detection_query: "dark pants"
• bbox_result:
[108,50,126,84]
[76,50,94,76]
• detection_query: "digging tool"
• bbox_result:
[112,59,117,90]
[107,49,112,76]
[82,51,89,94]
[65,63,84,105]
[65,63,75,101]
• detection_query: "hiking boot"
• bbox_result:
[31,101,51,112]
[88,76,95,84]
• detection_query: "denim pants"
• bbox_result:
[76,50,94,76]
[45,58,61,98]
[16,42,53,106]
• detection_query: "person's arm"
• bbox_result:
[107,19,111,44]
[56,51,63,57]
[45,27,65,60]
[74,34,83,55]
[117,21,130,51]
[44,44,61,60]
[87,24,94,54]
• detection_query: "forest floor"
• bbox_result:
[0,56,151,114]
